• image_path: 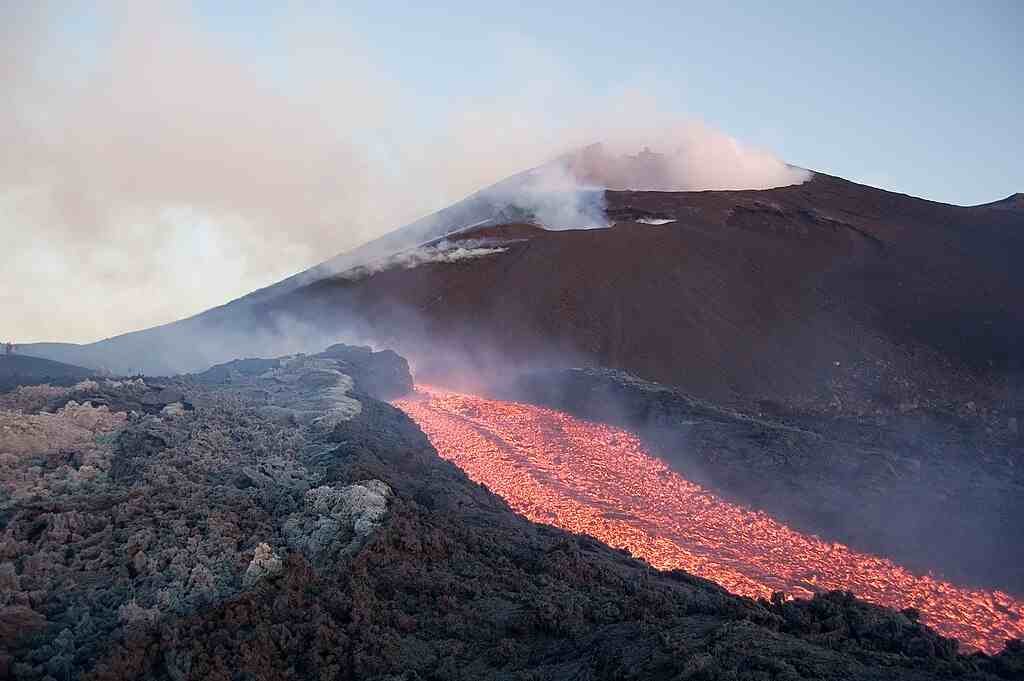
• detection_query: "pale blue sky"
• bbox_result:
[192,0,1022,205]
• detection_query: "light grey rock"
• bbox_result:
[161,402,186,417]
[243,542,284,586]
[283,480,392,565]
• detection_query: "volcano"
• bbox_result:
[277,171,1024,417]
[11,151,1024,674]
[25,160,1024,419]
[24,156,1024,584]
[24,155,1024,580]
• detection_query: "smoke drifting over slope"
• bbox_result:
[3,3,807,343]
[569,130,810,191]
[335,240,512,282]
[489,136,810,230]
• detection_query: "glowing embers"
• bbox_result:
[393,385,1024,654]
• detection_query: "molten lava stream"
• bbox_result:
[393,384,1024,654]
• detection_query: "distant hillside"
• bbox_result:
[0,354,95,391]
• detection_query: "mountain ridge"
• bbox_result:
[20,171,1024,419]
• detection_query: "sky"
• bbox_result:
[1,1,1021,344]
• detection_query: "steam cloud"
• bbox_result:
[2,3,808,343]
[568,128,810,191]
[337,241,512,282]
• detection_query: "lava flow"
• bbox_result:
[394,384,1024,654]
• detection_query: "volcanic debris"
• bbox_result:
[0,345,1021,680]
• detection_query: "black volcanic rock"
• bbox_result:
[318,343,413,400]
[2,345,1020,680]
[192,346,411,402]
[0,355,94,391]
[138,387,186,408]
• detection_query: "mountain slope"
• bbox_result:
[24,172,1024,416]
[260,172,1024,414]
[17,156,580,375]
[0,355,95,391]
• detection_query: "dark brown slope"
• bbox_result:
[0,355,95,391]
[265,173,1024,416]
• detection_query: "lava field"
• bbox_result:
[395,385,1024,654]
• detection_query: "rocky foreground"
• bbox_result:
[1,346,1022,680]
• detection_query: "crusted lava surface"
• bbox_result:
[3,345,1023,680]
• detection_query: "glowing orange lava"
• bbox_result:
[394,384,1023,654]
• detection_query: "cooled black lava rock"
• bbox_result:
[318,343,413,400]
[138,387,187,408]
[0,355,94,392]
[192,345,412,401]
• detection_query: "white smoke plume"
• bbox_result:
[1,3,809,343]
[337,240,512,282]
[566,123,810,191]
[479,128,810,230]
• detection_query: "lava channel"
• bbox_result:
[393,384,1024,654]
